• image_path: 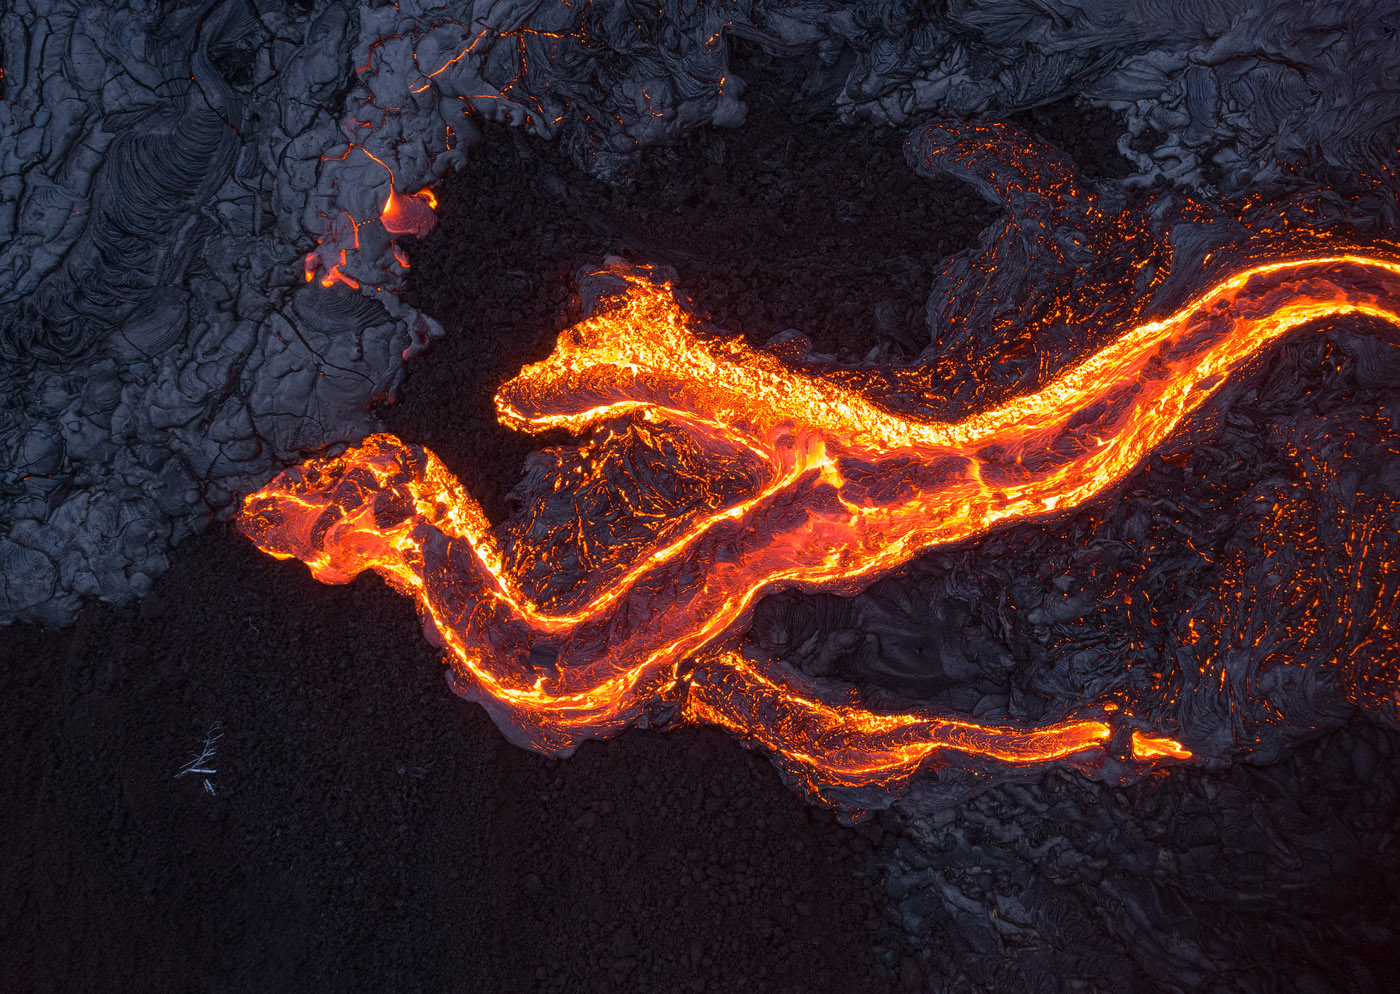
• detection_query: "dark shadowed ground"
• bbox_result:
[1,527,901,994]
[9,51,1369,993]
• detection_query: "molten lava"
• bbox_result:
[238,255,1400,804]
[1130,731,1193,761]
[303,143,439,288]
[381,186,439,238]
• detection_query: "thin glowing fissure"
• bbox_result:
[239,254,1400,797]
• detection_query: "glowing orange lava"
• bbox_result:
[685,649,1113,802]
[1130,731,1193,761]
[381,186,438,238]
[239,254,1400,803]
[303,144,438,287]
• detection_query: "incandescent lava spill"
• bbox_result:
[238,149,1400,813]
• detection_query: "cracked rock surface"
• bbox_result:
[1,0,414,623]
[2,34,1397,994]
[3,4,1399,991]
[5,0,1399,625]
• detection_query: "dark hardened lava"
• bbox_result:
[9,54,1384,994]
[0,63,1020,992]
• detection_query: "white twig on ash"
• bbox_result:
[175,721,224,796]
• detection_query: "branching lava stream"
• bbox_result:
[238,253,1400,807]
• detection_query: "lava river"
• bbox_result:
[237,253,1400,807]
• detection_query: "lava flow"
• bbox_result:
[238,255,1400,804]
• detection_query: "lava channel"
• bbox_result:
[238,254,1400,804]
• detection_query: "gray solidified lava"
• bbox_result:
[4,0,1399,626]
[4,4,1400,991]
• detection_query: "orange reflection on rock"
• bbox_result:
[238,254,1400,799]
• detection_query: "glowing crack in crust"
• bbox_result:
[238,255,1400,801]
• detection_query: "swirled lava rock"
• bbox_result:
[6,0,1400,626]
[6,2,1399,989]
